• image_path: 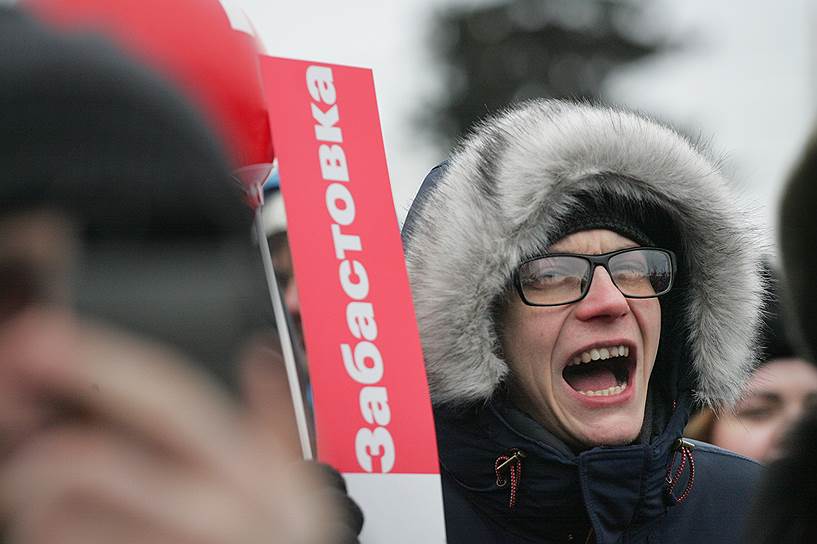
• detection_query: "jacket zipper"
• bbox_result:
[494,448,526,508]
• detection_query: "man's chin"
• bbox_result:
[568,418,642,449]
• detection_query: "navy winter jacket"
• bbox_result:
[435,395,762,543]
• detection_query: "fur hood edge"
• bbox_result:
[403,100,767,408]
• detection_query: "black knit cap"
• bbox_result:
[0,7,250,241]
[548,176,669,250]
[550,203,655,249]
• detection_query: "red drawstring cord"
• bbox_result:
[666,438,696,504]
[495,449,526,509]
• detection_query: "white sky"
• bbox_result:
[606,0,817,242]
[239,0,817,245]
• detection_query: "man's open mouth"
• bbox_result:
[562,345,634,397]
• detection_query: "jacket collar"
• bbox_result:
[436,394,691,543]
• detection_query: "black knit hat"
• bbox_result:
[546,174,687,254]
[0,7,250,241]
[549,191,655,249]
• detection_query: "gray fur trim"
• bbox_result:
[404,100,766,408]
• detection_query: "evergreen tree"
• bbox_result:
[426,0,668,146]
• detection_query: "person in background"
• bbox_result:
[259,167,316,449]
[262,170,301,332]
[685,270,817,463]
[402,100,766,543]
[0,8,349,543]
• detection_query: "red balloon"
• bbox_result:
[25,0,274,181]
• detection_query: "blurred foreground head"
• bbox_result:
[745,128,817,543]
[780,132,817,360]
[0,6,267,386]
[0,10,346,544]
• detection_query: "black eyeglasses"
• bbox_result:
[514,247,676,307]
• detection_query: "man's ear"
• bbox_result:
[237,333,302,457]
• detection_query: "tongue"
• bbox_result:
[563,363,618,392]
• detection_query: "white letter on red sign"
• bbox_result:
[355,427,395,473]
[341,341,383,384]
[318,144,349,182]
[347,301,377,340]
[312,103,343,143]
[360,386,391,426]
[330,224,361,260]
[339,259,369,300]
[326,183,355,225]
[306,65,336,104]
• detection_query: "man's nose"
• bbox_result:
[573,266,629,321]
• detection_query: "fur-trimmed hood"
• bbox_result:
[403,100,765,408]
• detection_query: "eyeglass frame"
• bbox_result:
[512,246,677,307]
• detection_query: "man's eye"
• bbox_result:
[616,262,648,275]
[614,268,643,279]
[534,272,560,282]
[525,273,580,289]
[523,274,555,289]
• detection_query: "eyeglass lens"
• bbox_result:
[518,249,672,306]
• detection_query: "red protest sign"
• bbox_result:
[260,56,445,542]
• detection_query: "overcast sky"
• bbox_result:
[239,0,816,245]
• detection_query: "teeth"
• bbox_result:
[578,383,628,397]
[567,345,630,366]
[590,348,601,361]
